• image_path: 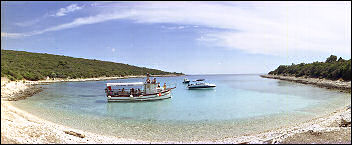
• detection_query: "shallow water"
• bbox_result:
[12,74,350,141]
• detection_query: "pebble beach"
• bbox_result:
[1,76,351,144]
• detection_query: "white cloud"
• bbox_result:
[14,4,83,27]
[2,12,131,38]
[111,48,116,52]
[14,18,42,27]
[161,25,187,30]
[53,4,83,17]
[122,1,351,56]
[2,1,351,56]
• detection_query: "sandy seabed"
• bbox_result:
[1,76,351,144]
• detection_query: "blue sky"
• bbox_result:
[1,1,351,74]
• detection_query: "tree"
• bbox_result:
[338,57,345,62]
[325,55,337,63]
[268,55,351,81]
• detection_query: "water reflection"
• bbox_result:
[79,94,99,97]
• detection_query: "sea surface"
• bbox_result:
[11,74,351,142]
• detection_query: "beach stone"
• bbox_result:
[64,131,85,138]
[308,130,322,136]
[339,119,351,127]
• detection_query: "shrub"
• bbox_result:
[269,56,351,81]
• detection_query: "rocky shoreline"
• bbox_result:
[1,76,351,144]
[260,74,351,143]
[260,74,351,92]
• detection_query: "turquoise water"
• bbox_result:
[12,74,351,141]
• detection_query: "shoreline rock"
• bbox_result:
[260,74,351,92]
[1,79,43,101]
[7,85,43,101]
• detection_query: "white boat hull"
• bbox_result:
[187,83,216,89]
[107,91,171,102]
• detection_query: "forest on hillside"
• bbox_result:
[1,50,183,81]
[268,55,351,81]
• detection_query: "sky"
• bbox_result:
[1,1,351,75]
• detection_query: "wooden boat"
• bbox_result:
[105,75,175,102]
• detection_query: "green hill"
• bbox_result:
[268,55,351,81]
[1,49,183,81]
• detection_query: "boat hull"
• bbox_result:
[188,86,216,89]
[107,90,172,102]
[187,83,216,89]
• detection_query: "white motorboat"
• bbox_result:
[183,78,190,83]
[187,79,216,89]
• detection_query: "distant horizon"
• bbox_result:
[2,1,351,74]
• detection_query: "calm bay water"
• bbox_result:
[12,74,350,141]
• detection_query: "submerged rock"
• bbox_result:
[7,85,43,101]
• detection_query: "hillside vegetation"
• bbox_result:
[1,50,183,81]
[268,55,351,81]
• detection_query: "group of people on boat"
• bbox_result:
[107,87,143,96]
[106,73,168,97]
[146,73,167,89]
[122,88,142,95]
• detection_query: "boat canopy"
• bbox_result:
[106,82,144,87]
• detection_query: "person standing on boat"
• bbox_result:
[146,73,151,83]
[131,88,134,95]
[137,88,141,95]
[163,83,167,90]
[152,78,157,84]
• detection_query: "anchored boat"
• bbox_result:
[187,79,216,89]
[105,74,175,102]
[183,78,190,83]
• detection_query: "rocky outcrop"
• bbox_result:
[1,81,43,101]
[260,75,351,92]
